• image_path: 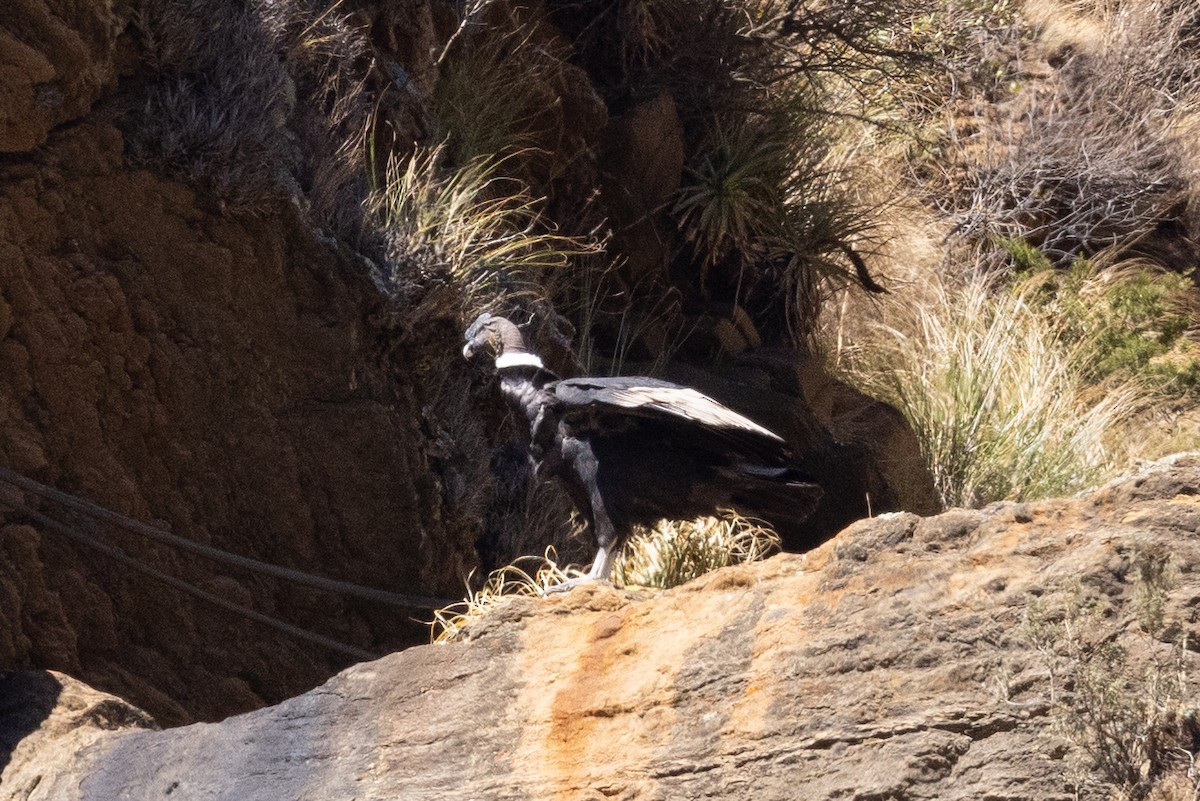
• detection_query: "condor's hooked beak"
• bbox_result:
[462,332,493,360]
[463,312,498,361]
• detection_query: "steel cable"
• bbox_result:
[2,497,380,662]
[0,466,456,610]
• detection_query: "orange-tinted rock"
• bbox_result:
[9,455,1198,800]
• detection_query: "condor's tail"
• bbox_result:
[725,464,823,535]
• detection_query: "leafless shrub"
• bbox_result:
[895,0,1026,112]
[749,0,938,112]
[126,0,384,237]
[936,0,1200,265]
[1024,548,1198,800]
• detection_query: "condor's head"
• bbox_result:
[462,313,544,369]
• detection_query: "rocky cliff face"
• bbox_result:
[0,0,125,153]
[5,455,1198,801]
[0,116,477,724]
[0,0,476,726]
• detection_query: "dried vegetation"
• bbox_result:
[127,0,382,239]
[431,511,779,643]
[933,0,1200,266]
[1023,546,1198,801]
[827,0,1200,512]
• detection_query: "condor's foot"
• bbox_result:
[542,575,608,595]
[542,546,616,595]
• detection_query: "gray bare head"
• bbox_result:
[462,313,538,366]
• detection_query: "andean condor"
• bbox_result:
[463,312,823,588]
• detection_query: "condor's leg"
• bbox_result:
[545,437,619,592]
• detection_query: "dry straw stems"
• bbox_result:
[431,512,780,642]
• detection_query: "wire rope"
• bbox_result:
[2,497,380,662]
[0,466,456,610]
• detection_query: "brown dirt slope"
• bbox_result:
[6,454,1199,801]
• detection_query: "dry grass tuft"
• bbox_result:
[127,0,298,212]
[432,18,563,166]
[431,511,779,642]
[370,142,598,319]
[615,511,780,590]
[831,267,1154,508]
[826,217,1200,508]
[429,549,584,644]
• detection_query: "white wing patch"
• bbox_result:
[603,386,784,442]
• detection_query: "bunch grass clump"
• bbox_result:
[430,549,584,644]
[431,21,559,166]
[431,512,779,642]
[128,0,297,212]
[615,511,780,589]
[371,143,595,315]
[128,0,379,232]
[835,269,1147,508]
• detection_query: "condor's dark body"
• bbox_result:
[464,313,822,584]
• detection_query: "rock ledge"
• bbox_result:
[4,455,1200,801]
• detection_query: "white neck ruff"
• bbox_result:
[495,352,544,370]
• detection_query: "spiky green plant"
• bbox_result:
[674,120,790,268]
[673,104,876,345]
[372,143,594,312]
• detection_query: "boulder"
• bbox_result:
[7,454,1198,800]
[0,670,155,798]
